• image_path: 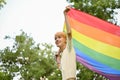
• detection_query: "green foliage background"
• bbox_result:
[0,0,120,80]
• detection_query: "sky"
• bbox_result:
[0,0,69,50]
[0,0,120,50]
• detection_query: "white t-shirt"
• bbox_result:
[60,38,76,80]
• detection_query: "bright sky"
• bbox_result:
[0,0,120,51]
[0,0,69,50]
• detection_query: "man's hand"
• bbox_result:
[55,53,61,68]
[64,5,71,14]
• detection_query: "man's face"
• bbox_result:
[55,34,66,48]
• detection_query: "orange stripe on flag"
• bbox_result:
[68,16,120,48]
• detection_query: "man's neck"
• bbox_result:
[60,45,66,52]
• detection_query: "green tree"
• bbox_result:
[0,30,58,80]
[67,0,120,25]
[0,71,12,80]
[0,0,6,9]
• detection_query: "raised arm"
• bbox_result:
[64,6,72,40]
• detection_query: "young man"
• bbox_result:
[55,6,76,80]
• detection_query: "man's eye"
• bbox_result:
[58,36,61,38]
[55,37,57,40]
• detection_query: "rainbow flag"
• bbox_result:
[64,8,120,80]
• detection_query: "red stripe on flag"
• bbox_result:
[67,8,120,37]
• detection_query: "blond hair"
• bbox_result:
[55,32,66,40]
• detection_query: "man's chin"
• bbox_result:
[57,45,60,47]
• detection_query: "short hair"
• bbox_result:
[55,32,66,40]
